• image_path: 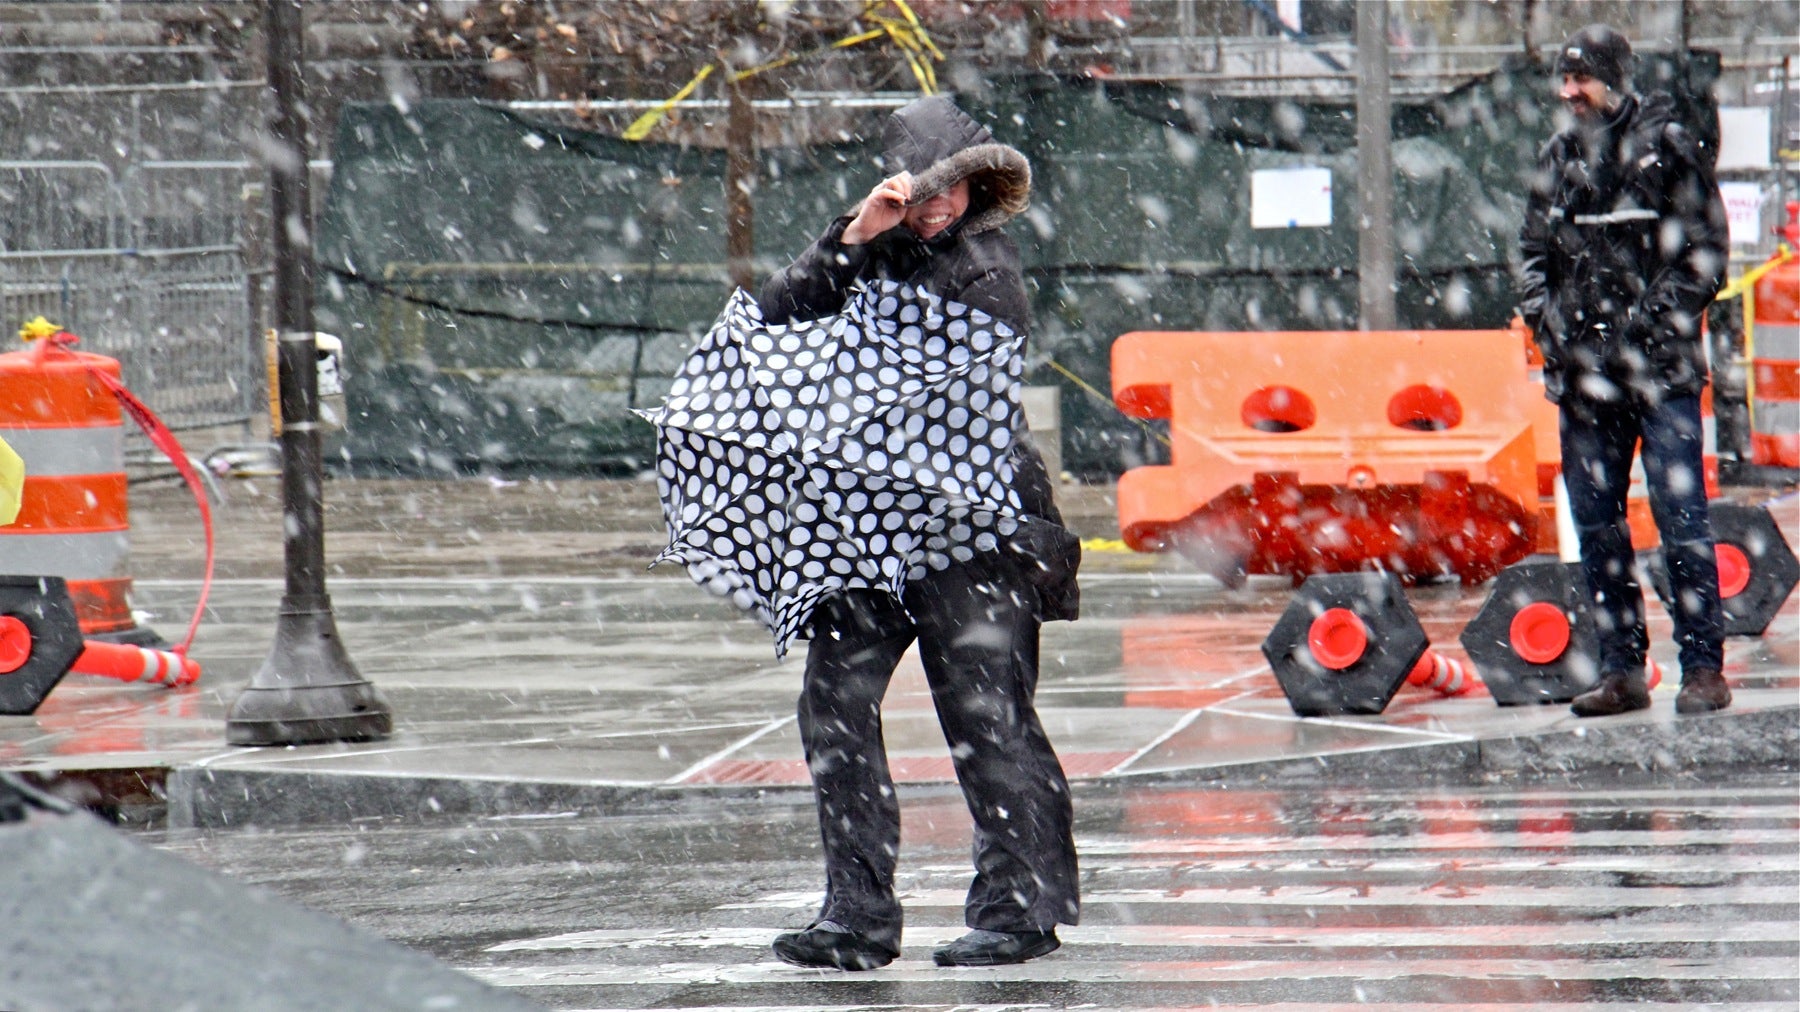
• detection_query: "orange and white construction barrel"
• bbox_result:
[1749,249,1799,468]
[0,328,155,643]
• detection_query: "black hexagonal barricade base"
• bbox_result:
[1646,502,1800,638]
[0,576,84,716]
[1261,572,1429,717]
[1461,559,1601,706]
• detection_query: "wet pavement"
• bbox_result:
[13,477,1796,819]
[4,476,1797,1009]
[139,769,1800,1009]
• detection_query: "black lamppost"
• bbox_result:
[226,0,391,745]
[1355,0,1396,331]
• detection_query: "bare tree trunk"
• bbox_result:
[725,72,757,292]
[1022,1,1053,72]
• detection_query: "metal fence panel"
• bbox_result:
[128,256,256,432]
[123,160,257,252]
[0,82,293,466]
[1,252,256,437]
[0,161,120,252]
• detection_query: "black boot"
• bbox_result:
[1675,668,1732,714]
[932,928,1060,967]
[1569,670,1651,717]
[771,920,897,971]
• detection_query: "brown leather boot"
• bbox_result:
[1569,670,1651,717]
[1675,668,1732,714]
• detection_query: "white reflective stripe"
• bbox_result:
[1750,323,1800,359]
[0,425,123,476]
[1571,208,1660,225]
[469,956,1800,988]
[726,878,1792,910]
[137,648,181,685]
[1750,401,1800,431]
[485,919,1800,953]
[0,531,128,579]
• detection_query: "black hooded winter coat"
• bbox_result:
[1518,92,1728,406]
[759,96,1078,622]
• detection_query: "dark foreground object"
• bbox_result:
[0,778,532,1012]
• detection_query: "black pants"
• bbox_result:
[1560,393,1724,674]
[797,557,1079,952]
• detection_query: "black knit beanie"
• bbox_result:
[1555,24,1633,92]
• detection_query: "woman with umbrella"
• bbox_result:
[756,95,1081,970]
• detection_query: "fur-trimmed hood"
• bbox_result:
[873,96,1031,236]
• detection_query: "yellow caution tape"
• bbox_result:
[888,1,945,61]
[830,27,887,52]
[1713,244,1795,398]
[1046,357,1173,449]
[1716,245,1793,302]
[622,2,941,142]
[622,63,716,142]
[868,13,939,93]
[743,28,884,78]
[0,434,22,526]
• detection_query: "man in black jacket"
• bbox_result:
[760,96,1080,970]
[1518,25,1732,717]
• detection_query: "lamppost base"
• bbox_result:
[225,698,391,747]
[226,601,392,746]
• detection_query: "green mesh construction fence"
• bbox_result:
[316,55,1717,478]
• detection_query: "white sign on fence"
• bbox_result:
[1250,167,1333,230]
[1719,182,1767,246]
[1716,107,1772,171]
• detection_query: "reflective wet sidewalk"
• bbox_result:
[6,479,1796,821]
[142,767,1800,1009]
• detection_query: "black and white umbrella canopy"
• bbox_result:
[639,282,1028,656]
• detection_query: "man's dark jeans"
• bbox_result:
[1559,393,1725,676]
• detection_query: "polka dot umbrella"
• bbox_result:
[637,281,1030,657]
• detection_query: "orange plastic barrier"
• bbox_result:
[1113,327,1544,585]
[0,335,147,639]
